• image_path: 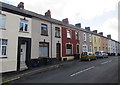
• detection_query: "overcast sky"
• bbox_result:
[1,0,119,41]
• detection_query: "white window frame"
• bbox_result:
[82,45,88,52]
[67,30,72,39]
[89,45,92,52]
[19,19,28,32]
[39,42,49,57]
[83,33,86,41]
[89,34,92,42]
[0,39,8,57]
[75,31,79,40]
[0,14,6,29]
[66,43,73,55]
[55,27,60,38]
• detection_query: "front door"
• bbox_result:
[20,42,28,70]
[56,43,61,60]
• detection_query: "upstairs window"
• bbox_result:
[83,33,86,41]
[41,24,48,36]
[55,27,60,38]
[94,37,96,43]
[75,32,79,40]
[20,19,28,32]
[0,14,6,29]
[89,34,92,42]
[0,39,8,57]
[67,30,72,39]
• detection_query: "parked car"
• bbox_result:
[81,52,97,61]
[102,52,108,58]
[95,51,103,58]
[95,51,108,58]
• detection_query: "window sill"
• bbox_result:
[0,28,6,30]
[19,31,29,33]
[65,54,73,56]
[67,38,72,39]
[0,57,8,59]
[41,34,48,36]
[55,36,61,38]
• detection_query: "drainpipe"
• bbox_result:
[50,22,52,59]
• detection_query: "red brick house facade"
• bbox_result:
[62,26,80,61]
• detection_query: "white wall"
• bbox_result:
[51,24,62,58]
[0,11,32,73]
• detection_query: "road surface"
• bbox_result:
[9,56,119,83]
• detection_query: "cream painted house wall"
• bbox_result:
[31,18,62,59]
[31,18,51,59]
[0,11,32,73]
[51,24,62,58]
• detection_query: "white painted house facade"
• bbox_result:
[0,3,32,73]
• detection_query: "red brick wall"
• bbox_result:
[62,27,80,57]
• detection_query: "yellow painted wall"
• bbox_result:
[92,34,101,53]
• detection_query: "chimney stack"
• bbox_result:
[75,23,81,28]
[98,32,103,36]
[62,18,69,24]
[45,10,51,18]
[85,27,90,31]
[107,35,111,39]
[93,30,97,33]
[17,2,24,9]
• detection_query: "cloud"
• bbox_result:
[1,0,119,21]
[91,18,118,41]
[1,0,118,41]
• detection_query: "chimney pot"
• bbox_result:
[62,18,69,24]
[17,2,24,9]
[98,32,103,36]
[85,27,90,31]
[45,10,51,18]
[107,35,111,39]
[93,30,97,33]
[75,23,81,28]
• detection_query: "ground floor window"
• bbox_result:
[39,42,49,57]
[66,44,72,55]
[89,45,92,52]
[83,45,88,52]
[94,47,97,52]
[0,39,8,57]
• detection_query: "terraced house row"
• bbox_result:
[0,2,120,73]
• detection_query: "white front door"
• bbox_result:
[20,42,28,70]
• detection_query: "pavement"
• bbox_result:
[1,56,120,84]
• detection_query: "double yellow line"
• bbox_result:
[0,76,20,84]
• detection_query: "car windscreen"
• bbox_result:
[81,52,87,56]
